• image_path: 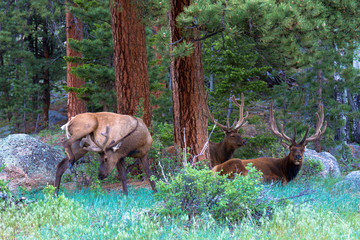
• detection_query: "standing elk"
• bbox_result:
[205,93,249,168]
[212,103,327,183]
[55,112,156,195]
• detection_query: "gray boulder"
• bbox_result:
[0,134,65,192]
[49,110,67,126]
[348,143,360,162]
[302,149,341,178]
[332,171,360,193]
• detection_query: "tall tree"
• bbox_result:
[169,0,209,162]
[110,0,152,127]
[66,4,87,119]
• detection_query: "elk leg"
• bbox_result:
[116,158,128,195]
[55,142,87,195]
[63,139,79,169]
[54,157,69,195]
[139,156,157,192]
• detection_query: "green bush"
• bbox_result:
[153,163,273,222]
[147,135,184,181]
[301,157,325,177]
[0,165,10,196]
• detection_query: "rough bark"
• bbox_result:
[348,92,360,143]
[66,7,87,120]
[0,54,11,122]
[42,22,51,128]
[110,0,152,127]
[169,0,210,162]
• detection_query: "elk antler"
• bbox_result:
[269,102,294,144]
[230,93,249,130]
[80,135,103,152]
[80,126,110,152]
[205,92,248,132]
[205,91,230,131]
[300,103,327,145]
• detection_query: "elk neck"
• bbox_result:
[279,155,302,182]
[211,140,237,162]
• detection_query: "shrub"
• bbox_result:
[301,157,325,177]
[153,163,273,223]
[0,164,10,197]
[148,135,184,181]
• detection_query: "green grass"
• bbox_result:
[1,178,359,239]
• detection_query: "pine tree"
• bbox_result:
[65,0,116,112]
[0,0,65,132]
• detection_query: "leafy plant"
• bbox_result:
[0,165,10,196]
[301,157,325,177]
[147,135,183,181]
[153,163,273,222]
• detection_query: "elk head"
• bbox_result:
[205,92,250,167]
[270,102,327,166]
[205,92,249,147]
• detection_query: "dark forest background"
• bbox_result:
[1,0,360,161]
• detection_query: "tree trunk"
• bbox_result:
[348,92,360,143]
[110,0,152,127]
[169,0,210,163]
[42,22,51,128]
[66,7,87,120]
[0,54,11,122]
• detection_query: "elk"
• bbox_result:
[212,103,327,183]
[206,93,249,168]
[55,112,156,195]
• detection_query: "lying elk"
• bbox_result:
[55,112,156,195]
[206,93,249,168]
[213,103,327,183]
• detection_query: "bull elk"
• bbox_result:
[206,93,249,168]
[212,103,327,183]
[55,112,156,195]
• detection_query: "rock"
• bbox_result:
[0,134,65,192]
[48,110,68,126]
[348,143,360,162]
[302,149,341,178]
[332,171,360,193]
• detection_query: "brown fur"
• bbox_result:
[166,132,246,167]
[209,130,246,167]
[212,159,247,179]
[213,144,305,183]
[55,112,156,195]
[212,102,327,183]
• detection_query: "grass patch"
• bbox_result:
[1,178,359,239]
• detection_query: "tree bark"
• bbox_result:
[169,0,210,163]
[66,7,87,120]
[110,0,152,127]
[348,92,360,143]
[0,54,11,122]
[42,22,51,128]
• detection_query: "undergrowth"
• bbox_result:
[1,177,359,239]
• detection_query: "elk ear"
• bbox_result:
[281,142,290,149]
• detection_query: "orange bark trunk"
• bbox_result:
[110,0,152,127]
[66,8,87,120]
[169,0,210,163]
